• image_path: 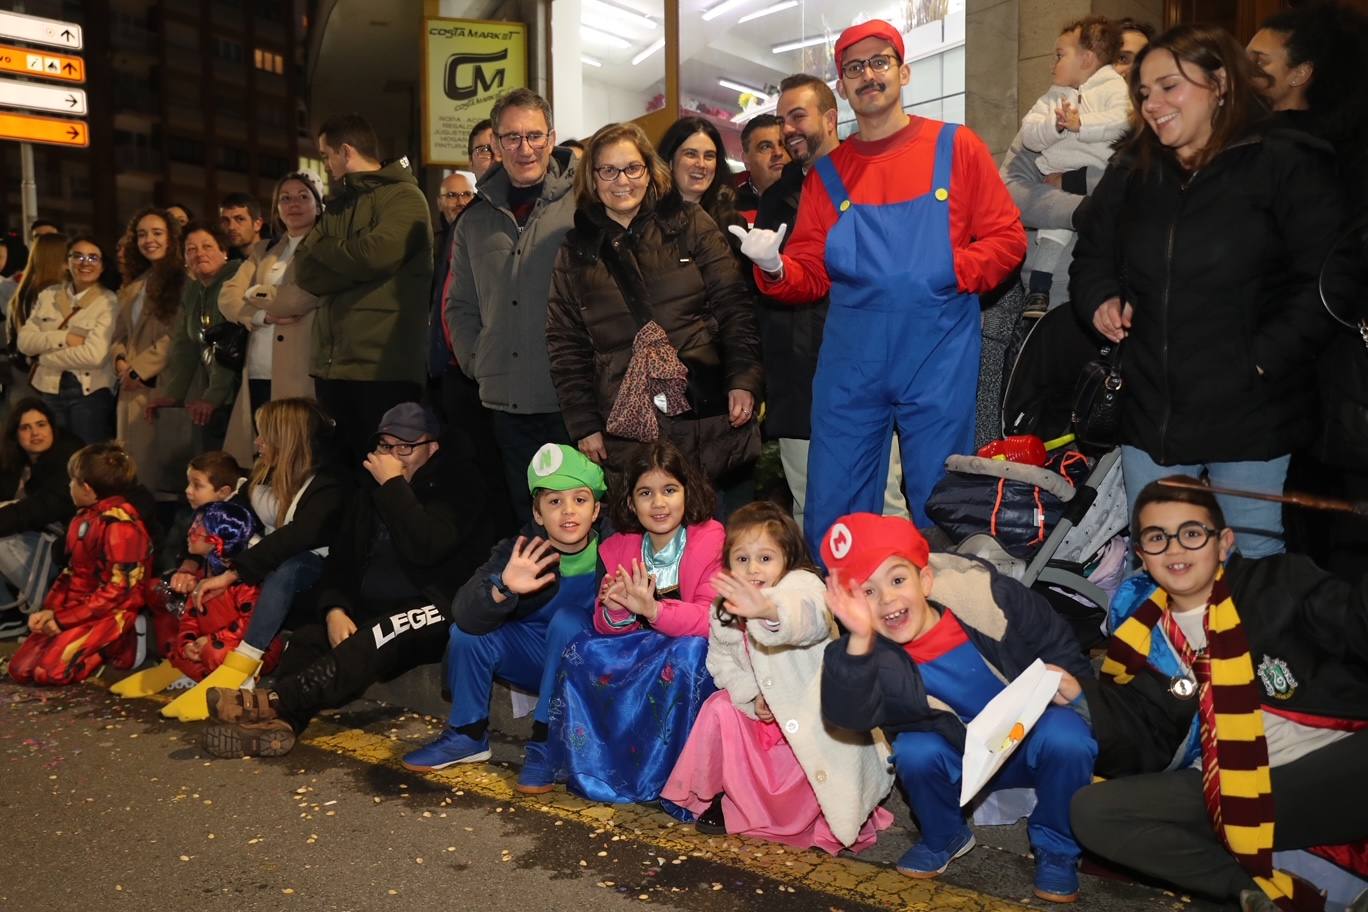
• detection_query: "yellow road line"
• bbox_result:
[301,720,1031,912]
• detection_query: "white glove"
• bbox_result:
[727,223,787,275]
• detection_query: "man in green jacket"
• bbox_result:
[295,113,434,464]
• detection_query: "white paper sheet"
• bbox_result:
[959,659,1062,806]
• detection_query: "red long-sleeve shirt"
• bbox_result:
[758,117,1026,303]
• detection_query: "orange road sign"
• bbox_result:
[0,44,84,83]
[0,110,87,147]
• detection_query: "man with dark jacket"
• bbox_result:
[758,74,906,530]
[444,89,577,522]
[199,403,497,758]
[296,113,434,466]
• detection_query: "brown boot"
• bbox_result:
[203,719,296,759]
[205,687,279,724]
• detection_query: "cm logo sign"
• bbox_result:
[445,49,509,101]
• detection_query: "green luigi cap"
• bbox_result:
[526,443,607,500]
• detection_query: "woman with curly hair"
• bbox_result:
[110,208,185,490]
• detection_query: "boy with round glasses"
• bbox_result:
[729,19,1025,561]
[1069,476,1368,912]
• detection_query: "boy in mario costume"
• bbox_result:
[729,18,1025,558]
[819,513,1095,902]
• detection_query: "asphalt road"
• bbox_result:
[0,665,1222,912]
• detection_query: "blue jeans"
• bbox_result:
[241,551,325,650]
[0,530,49,607]
[891,706,1096,861]
[1120,446,1291,558]
[44,374,115,444]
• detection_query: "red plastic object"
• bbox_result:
[977,435,1049,466]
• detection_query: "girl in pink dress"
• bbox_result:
[662,502,895,854]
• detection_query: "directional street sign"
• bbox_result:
[0,10,83,52]
[0,44,84,83]
[0,110,87,148]
[0,76,86,116]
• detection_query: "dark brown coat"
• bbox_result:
[546,198,762,479]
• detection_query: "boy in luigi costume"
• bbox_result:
[402,443,606,793]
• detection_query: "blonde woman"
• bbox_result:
[109,208,184,489]
[219,172,324,459]
[159,398,350,721]
[6,233,67,406]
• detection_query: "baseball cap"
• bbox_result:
[834,19,906,68]
[526,443,608,500]
[820,512,930,585]
[375,402,440,443]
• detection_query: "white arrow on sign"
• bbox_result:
[0,76,86,116]
[0,10,83,52]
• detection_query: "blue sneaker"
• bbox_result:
[1033,852,1080,904]
[515,739,555,794]
[401,727,490,771]
[895,826,976,878]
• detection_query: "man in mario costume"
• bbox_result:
[729,19,1026,558]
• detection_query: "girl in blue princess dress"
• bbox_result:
[549,440,723,804]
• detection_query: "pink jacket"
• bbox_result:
[593,519,724,638]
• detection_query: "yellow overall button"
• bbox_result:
[935,187,949,201]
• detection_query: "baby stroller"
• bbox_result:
[927,306,1129,649]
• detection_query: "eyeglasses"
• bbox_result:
[840,53,898,80]
[1136,521,1220,555]
[471,143,495,159]
[594,162,647,182]
[374,440,436,457]
[68,252,102,265]
[440,191,476,201]
[497,131,549,151]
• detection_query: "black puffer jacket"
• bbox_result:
[755,161,828,440]
[1070,126,1344,464]
[546,196,763,479]
[310,433,498,622]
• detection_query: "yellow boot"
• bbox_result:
[162,651,260,721]
[110,660,187,698]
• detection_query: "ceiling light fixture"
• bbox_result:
[718,77,767,97]
[738,0,797,23]
[581,24,633,48]
[581,55,604,67]
[583,0,658,30]
[701,0,751,21]
[771,33,831,53]
[632,37,665,65]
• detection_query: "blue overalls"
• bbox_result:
[804,122,980,558]
[444,572,598,728]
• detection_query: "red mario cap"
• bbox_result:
[834,19,905,68]
[821,513,930,585]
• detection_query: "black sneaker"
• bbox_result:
[0,607,27,639]
[695,796,726,835]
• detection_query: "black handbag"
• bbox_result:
[202,320,249,372]
[1071,340,1124,452]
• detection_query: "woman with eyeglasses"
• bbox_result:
[1072,25,1345,558]
[15,236,119,443]
[219,172,324,464]
[546,122,763,482]
[145,221,241,456]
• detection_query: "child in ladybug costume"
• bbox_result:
[112,501,281,695]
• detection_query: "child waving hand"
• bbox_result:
[663,502,894,852]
